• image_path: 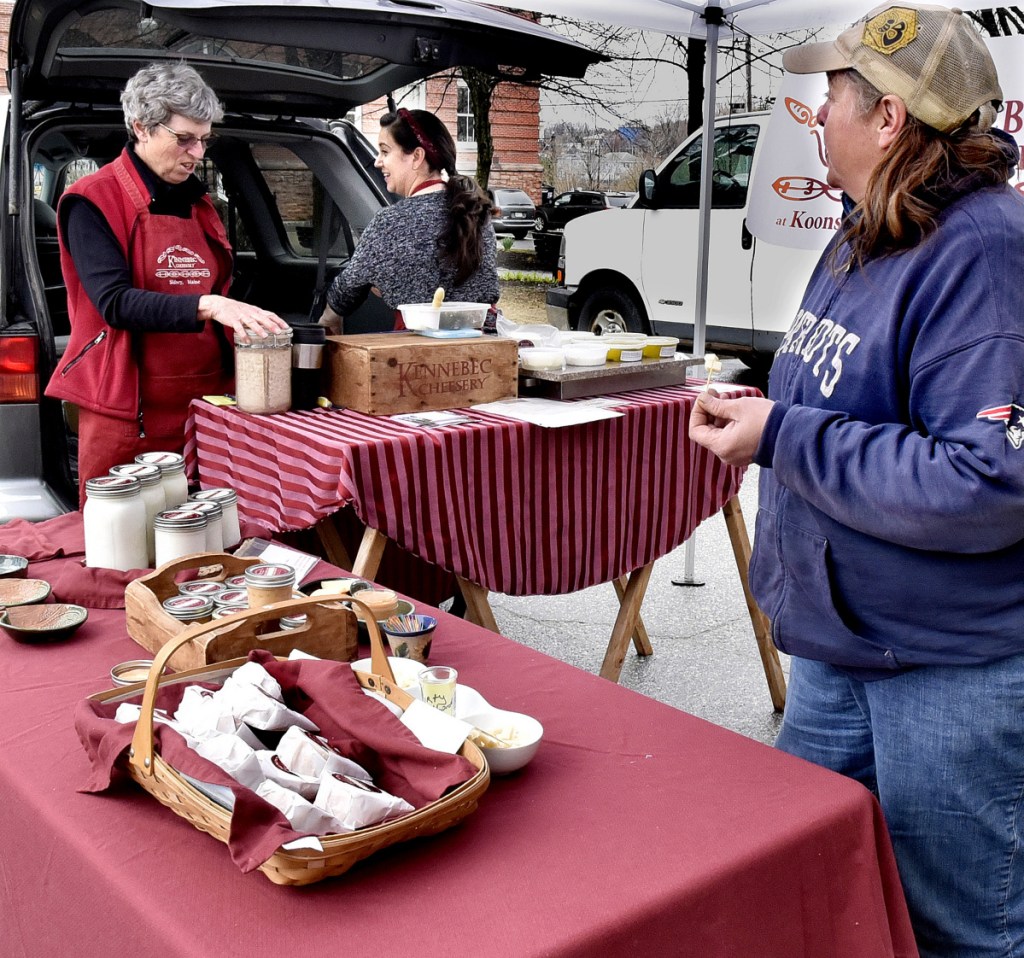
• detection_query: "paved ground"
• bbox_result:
[487,358,788,746]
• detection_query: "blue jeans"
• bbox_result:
[776,654,1024,958]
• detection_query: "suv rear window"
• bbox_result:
[494,189,532,205]
[61,9,388,80]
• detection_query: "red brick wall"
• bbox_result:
[0,2,12,94]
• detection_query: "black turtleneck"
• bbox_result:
[61,143,216,333]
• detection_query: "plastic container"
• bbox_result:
[135,452,188,510]
[397,302,490,331]
[244,563,297,609]
[235,328,293,414]
[83,475,148,572]
[642,336,680,359]
[604,335,647,362]
[188,488,241,549]
[519,346,565,371]
[153,509,209,568]
[564,341,609,366]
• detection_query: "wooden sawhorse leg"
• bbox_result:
[600,561,655,682]
[352,525,387,580]
[456,577,501,633]
[313,515,354,571]
[613,577,654,657]
[721,496,787,711]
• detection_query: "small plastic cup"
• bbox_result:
[418,665,458,715]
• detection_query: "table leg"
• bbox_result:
[613,577,654,656]
[600,562,655,682]
[313,516,353,571]
[456,577,501,634]
[722,496,787,711]
[352,526,387,580]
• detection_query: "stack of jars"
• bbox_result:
[82,451,243,572]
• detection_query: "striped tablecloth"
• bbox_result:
[184,381,757,596]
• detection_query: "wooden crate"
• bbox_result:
[124,553,358,671]
[325,332,518,415]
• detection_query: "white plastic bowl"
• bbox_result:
[564,341,609,366]
[464,707,544,774]
[519,346,565,371]
[398,302,489,331]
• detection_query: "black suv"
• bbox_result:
[532,189,614,232]
[0,0,597,520]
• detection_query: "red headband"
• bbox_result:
[397,108,442,170]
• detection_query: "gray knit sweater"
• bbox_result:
[326,191,499,316]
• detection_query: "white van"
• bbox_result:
[545,112,827,370]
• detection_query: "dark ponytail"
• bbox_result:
[381,109,492,284]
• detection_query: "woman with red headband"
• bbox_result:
[319,108,498,332]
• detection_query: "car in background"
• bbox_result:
[0,0,599,522]
[604,191,635,208]
[488,188,536,239]
[532,189,614,232]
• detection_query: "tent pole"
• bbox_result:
[676,6,722,588]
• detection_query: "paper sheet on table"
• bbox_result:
[472,397,624,428]
[256,543,320,583]
[400,699,470,754]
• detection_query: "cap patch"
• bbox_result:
[863,7,918,55]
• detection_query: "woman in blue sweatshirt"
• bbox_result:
[691,5,1024,955]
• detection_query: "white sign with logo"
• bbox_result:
[747,34,1024,249]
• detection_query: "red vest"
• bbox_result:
[46,150,233,422]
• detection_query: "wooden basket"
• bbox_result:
[90,599,489,886]
[124,553,358,671]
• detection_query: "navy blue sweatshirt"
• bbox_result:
[751,183,1024,675]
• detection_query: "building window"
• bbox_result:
[457,82,476,145]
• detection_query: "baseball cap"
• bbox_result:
[783,3,1002,133]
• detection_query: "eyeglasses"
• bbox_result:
[157,122,216,150]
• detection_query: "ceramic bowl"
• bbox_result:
[0,577,51,607]
[0,603,87,643]
[0,554,29,578]
[464,707,544,774]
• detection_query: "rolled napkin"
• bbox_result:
[314,771,414,831]
[275,726,372,782]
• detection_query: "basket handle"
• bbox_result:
[128,593,394,777]
[129,552,259,600]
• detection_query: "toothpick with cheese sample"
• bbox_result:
[703,352,722,390]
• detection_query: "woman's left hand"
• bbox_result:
[198,294,290,341]
[689,390,774,467]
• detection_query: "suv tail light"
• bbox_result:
[0,336,41,403]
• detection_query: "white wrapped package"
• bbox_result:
[255,750,321,801]
[275,726,372,782]
[195,733,264,791]
[114,703,180,731]
[173,685,240,742]
[215,681,319,733]
[314,772,414,830]
[221,661,283,701]
[256,780,349,836]
[235,723,264,750]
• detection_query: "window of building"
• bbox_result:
[457,82,476,145]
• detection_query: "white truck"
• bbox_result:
[544,112,827,370]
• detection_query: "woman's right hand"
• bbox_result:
[318,305,344,335]
[198,294,289,341]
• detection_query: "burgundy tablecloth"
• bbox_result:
[0,548,918,958]
[184,383,754,596]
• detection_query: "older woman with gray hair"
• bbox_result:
[47,61,287,506]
